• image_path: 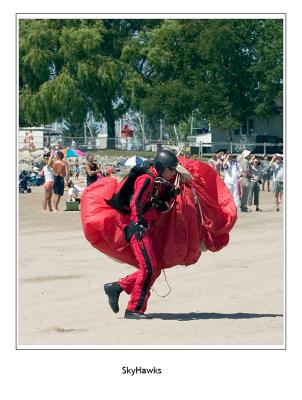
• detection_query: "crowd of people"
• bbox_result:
[36,145,284,214]
[38,148,115,212]
[208,150,284,212]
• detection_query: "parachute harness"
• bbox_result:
[152,173,181,214]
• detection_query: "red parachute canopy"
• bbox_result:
[81,158,237,269]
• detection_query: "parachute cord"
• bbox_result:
[153,176,169,184]
[152,270,172,298]
[174,173,180,190]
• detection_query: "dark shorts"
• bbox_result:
[53,176,65,196]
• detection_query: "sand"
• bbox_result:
[18,183,284,347]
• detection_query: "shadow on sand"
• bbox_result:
[148,312,283,321]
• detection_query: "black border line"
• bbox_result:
[16,12,286,351]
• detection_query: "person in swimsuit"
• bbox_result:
[41,153,55,212]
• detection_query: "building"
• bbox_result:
[18,126,62,150]
[189,108,283,155]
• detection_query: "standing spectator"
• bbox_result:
[52,150,69,211]
[261,154,271,191]
[40,153,54,212]
[54,142,62,158]
[223,153,241,209]
[270,154,284,211]
[248,156,263,211]
[239,149,252,212]
[71,139,76,148]
[24,129,35,151]
[73,159,81,180]
[85,154,100,186]
[208,153,222,177]
[43,146,50,158]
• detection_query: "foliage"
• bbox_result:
[19,19,162,147]
[19,18,283,143]
[139,19,283,131]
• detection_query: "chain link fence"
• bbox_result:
[18,136,283,156]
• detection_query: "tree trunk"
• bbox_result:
[106,113,116,149]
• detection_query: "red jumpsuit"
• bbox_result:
[118,167,167,313]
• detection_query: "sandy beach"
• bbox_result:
[18,183,284,347]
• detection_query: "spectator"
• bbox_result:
[73,159,81,180]
[71,139,76,148]
[239,149,252,212]
[223,153,241,209]
[24,129,35,151]
[261,154,271,191]
[67,180,83,202]
[40,153,54,212]
[85,154,100,186]
[269,154,284,211]
[52,150,69,211]
[106,166,114,176]
[43,146,50,158]
[208,153,222,177]
[248,156,263,211]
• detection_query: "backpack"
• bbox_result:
[106,166,155,214]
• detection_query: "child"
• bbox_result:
[73,160,81,180]
[67,180,83,202]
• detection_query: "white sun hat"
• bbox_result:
[241,150,251,159]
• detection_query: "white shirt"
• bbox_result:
[271,162,283,182]
[223,161,240,184]
[68,185,83,197]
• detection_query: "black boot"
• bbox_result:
[104,282,123,313]
[124,309,153,319]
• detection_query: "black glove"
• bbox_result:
[125,221,149,241]
[165,185,180,200]
[133,223,147,240]
[152,198,169,212]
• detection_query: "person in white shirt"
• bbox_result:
[223,153,241,209]
[67,180,83,202]
[269,154,284,211]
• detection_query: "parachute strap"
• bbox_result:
[152,174,180,214]
[106,166,155,214]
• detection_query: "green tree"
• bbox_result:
[136,19,283,136]
[19,19,161,148]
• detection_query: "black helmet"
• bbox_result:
[154,150,178,174]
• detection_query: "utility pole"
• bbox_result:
[83,121,87,144]
[190,111,194,135]
[160,118,163,141]
[141,113,145,149]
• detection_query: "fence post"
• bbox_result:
[264,142,266,154]
[230,141,233,154]
[199,141,203,160]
